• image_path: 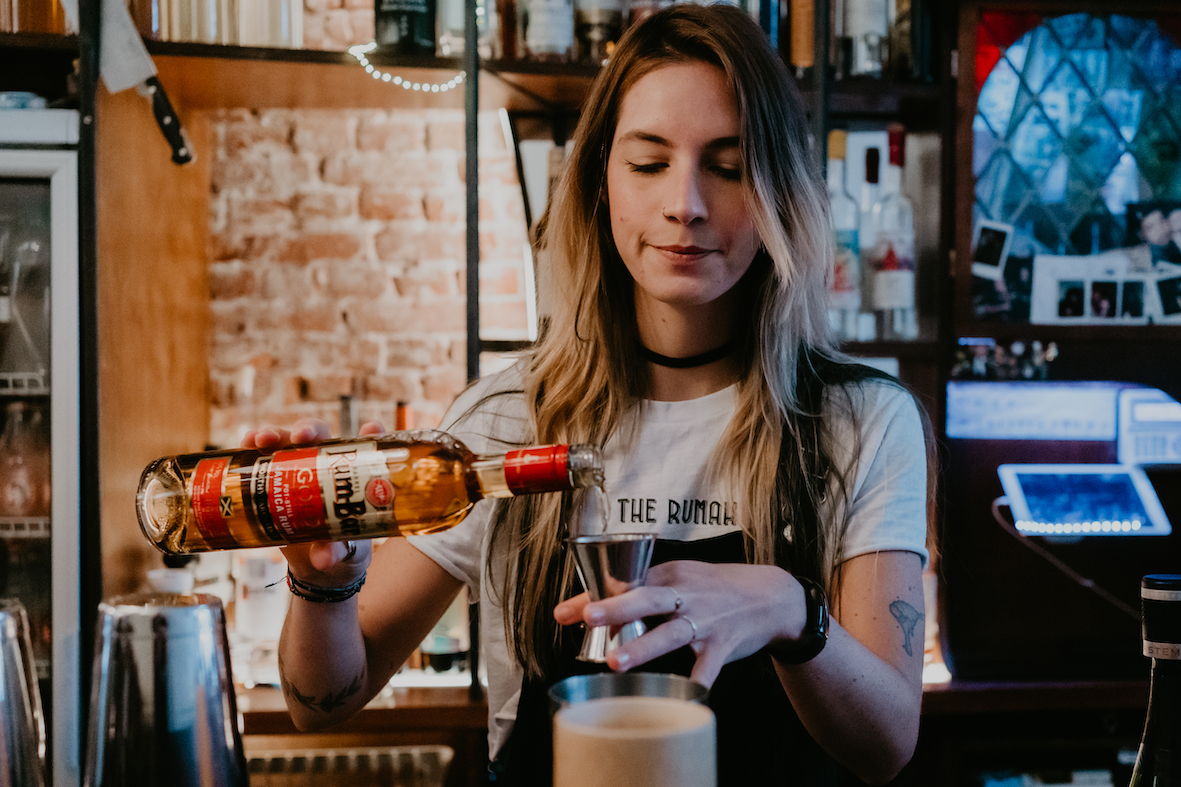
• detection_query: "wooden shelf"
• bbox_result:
[921,678,1149,716]
[844,340,944,361]
[0,33,79,105]
[238,684,488,737]
[954,320,1181,344]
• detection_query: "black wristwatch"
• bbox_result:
[769,576,829,665]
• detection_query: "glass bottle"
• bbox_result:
[0,401,49,519]
[867,124,917,340]
[842,0,887,77]
[857,145,881,341]
[138,430,603,555]
[520,0,574,62]
[375,0,438,56]
[1130,574,1181,786]
[573,0,622,65]
[827,130,861,342]
[789,0,814,80]
[437,0,495,56]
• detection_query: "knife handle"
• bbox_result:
[139,76,194,166]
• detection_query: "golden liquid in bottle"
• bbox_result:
[140,439,481,555]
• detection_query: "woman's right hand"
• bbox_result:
[240,417,385,588]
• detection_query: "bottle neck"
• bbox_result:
[472,445,602,498]
[827,159,845,195]
[1144,657,1181,740]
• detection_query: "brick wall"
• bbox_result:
[207,104,530,448]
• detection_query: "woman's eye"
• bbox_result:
[625,161,665,174]
[712,165,742,181]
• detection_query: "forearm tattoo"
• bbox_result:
[278,652,365,713]
[889,600,923,657]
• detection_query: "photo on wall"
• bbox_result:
[1125,201,1181,270]
[1029,250,1157,326]
[971,219,1014,280]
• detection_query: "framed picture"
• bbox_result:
[971,219,1014,280]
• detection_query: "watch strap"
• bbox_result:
[769,575,829,665]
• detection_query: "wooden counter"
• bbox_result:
[238,685,489,787]
[238,678,1151,786]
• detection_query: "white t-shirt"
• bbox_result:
[407,362,929,758]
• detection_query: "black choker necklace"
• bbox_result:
[638,341,734,369]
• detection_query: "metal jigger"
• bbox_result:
[569,533,656,663]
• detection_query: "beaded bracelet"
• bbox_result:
[286,570,367,603]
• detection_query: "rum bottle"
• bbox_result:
[137,430,603,555]
[1130,574,1181,786]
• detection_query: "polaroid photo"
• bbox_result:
[1157,275,1181,323]
[1119,278,1149,322]
[971,219,1014,280]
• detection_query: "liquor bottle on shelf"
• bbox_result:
[520,0,574,62]
[1129,574,1181,786]
[888,0,931,81]
[867,124,917,340]
[574,0,622,65]
[138,430,603,556]
[0,401,48,519]
[497,0,519,59]
[375,0,438,56]
[857,145,881,341]
[438,0,496,56]
[842,0,888,77]
[826,130,861,341]
[788,0,813,80]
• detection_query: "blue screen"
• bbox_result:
[1017,472,1149,525]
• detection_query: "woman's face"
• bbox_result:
[605,60,761,319]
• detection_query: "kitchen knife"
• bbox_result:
[59,0,194,165]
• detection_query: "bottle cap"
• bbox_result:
[1142,574,1181,660]
[827,129,847,160]
[865,148,880,184]
[504,445,571,493]
[887,123,906,168]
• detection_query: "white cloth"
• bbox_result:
[407,362,929,758]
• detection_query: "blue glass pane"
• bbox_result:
[978,57,1021,133]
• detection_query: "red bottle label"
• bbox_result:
[267,448,330,540]
[190,444,398,546]
[504,445,570,494]
[191,457,240,550]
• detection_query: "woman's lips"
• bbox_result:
[655,244,712,255]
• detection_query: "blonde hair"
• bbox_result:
[483,3,932,679]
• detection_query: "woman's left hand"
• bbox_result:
[553,560,804,688]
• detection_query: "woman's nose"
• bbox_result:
[661,167,708,224]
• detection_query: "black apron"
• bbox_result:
[487,532,845,786]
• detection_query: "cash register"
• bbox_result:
[941,381,1181,680]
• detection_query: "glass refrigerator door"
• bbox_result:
[0,137,81,787]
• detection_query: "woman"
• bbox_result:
[257,5,935,785]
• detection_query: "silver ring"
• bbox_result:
[344,541,357,560]
[670,587,683,613]
[682,615,698,644]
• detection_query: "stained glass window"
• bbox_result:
[972,12,1181,321]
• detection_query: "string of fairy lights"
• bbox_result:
[348,42,466,93]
